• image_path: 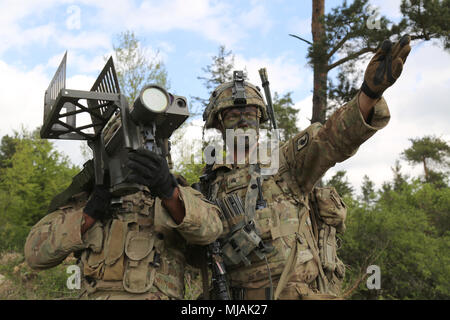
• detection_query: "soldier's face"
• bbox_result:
[221,106,259,131]
[221,106,259,153]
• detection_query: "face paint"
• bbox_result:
[222,106,259,130]
[221,106,260,160]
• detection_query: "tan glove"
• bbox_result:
[361,34,411,99]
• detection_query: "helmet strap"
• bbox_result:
[217,112,226,139]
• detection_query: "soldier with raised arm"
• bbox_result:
[199,35,411,299]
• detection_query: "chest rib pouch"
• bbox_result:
[221,220,269,266]
[216,194,273,266]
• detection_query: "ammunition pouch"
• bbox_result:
[221,220,269,266]
[310,187,347,296]
[123,230,158,293]
[215,194,273,267]
[81,190,185,297]
[313,187,347,234]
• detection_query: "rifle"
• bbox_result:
[42,52,189,209]
[207,240,231,300]
[192,171,231,300]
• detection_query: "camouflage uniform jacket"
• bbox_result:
[24,185,223,300]
[206,93,390,299]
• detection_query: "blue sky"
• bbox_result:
[0,0,449,193]
[0,1,320,100]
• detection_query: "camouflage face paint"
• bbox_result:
[220,106,261,163]
[222,106,259,131]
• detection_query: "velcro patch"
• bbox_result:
[297,133,309,151]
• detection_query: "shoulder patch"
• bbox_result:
[297,133,309,151]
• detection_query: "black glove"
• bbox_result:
[84,185,112,220]
[126,148,178,199]
[361,34,411,99]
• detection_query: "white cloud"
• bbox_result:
[66,74,97,92]
[47,50,111,78]
[0,0,275,69]
[0,0,278,83]
[293,94,313,130]
[54,31,111,51]
[370,0,403,19]
[70,52,111,75]
[0,55,102,166]
[0,0,65,54]
[73,0,273,48]
[234,52,309,95]
[239,2,273,34]
[170,120,204,161]
[322,41,450,194]
[0,60,48,137]
[287,16,311,39]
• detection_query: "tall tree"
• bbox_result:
[402,135,450,185]
[391,160,409,191]
[272,92,300,142]
[341,179,450,299]
[260,91,300,142]
[0,128,79,251]
[171,45,235,180]
[192,45,235,116]
[360,174,376,205]
[326,170,354,196]
[310,0,327,124]
[292,0,450,124]
[0,134,18,168]
[400,0,450,48]
[112,30,170,105]
[81,31,171,159]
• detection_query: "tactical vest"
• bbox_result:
[204,151,346,299]
[80,190,186,299]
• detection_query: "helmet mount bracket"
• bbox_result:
[232,71,247,105]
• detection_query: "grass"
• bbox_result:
[0,251,79,300]
[1,250,205,300]
[183,264,203,300]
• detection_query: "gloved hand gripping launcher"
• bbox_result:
[41,52,189,197]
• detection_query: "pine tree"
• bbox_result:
[0,128,79,251]
[260,91,300,142]
[402,135,450,186]
[326,170,354,196]
[292,0,450,124]
[112,30,170,105]
[0,134,18,168]
[191,45,235,116]
[361,174,376,205]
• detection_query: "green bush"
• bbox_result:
[340,180,450,299]
[0,251,79,300]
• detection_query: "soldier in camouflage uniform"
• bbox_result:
[25,145,223,300]
[200,35,411,299]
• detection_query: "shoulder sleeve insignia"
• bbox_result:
[296,133,309,151]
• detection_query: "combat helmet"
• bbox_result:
[203,70,269,129]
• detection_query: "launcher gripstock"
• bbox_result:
[41,52,189,197]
